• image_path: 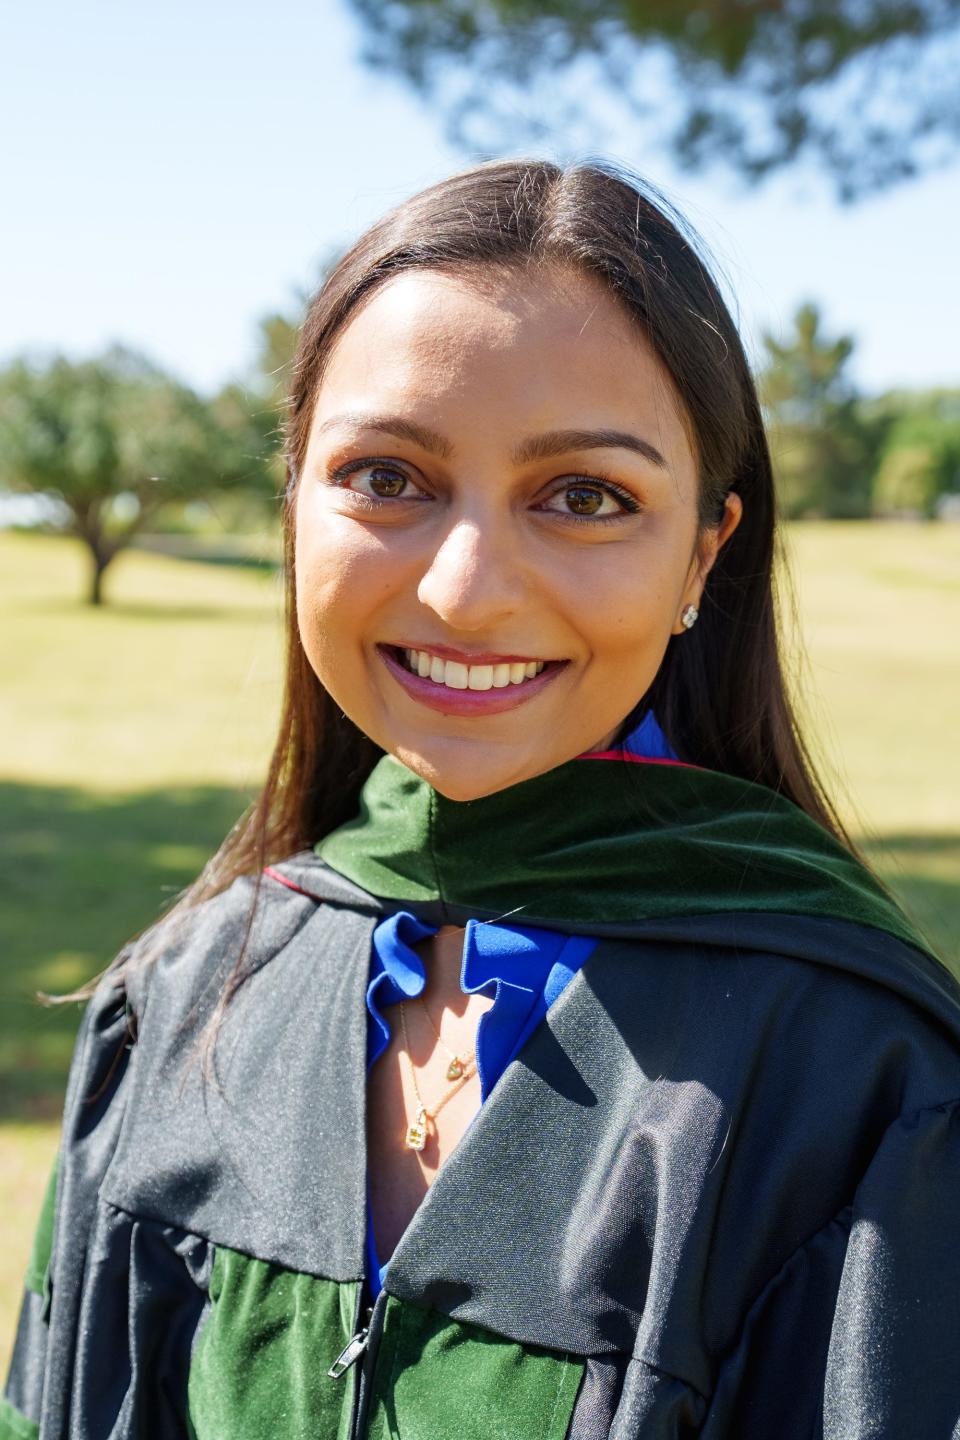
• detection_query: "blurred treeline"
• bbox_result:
[760,302,960,522]
[1,299,958,606]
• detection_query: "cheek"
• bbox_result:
[294,516,394,666]
[557,537,683,657]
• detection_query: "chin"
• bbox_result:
[392,740,552,803]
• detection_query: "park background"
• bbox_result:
[1,0,958,1372]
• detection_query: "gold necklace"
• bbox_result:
[398,1000,477,1151]
[417,927,475,1079]
[417,993,476,1080]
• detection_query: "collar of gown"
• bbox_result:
[316,711,934,960]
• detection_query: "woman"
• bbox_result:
[4,159,959,1439]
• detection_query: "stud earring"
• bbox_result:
[681,604,699,630]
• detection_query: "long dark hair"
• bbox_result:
[70,157,884,1025]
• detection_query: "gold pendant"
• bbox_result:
[405,1108,427,1151]
[446,1057,464,1080]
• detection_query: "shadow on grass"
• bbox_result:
[131,537,280,573]
[166,552,279,574]
[96,600,278,622]
[14,597,278,622]
[0,781,253,1122]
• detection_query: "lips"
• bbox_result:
[377,644,568,717]
[399,646,546,692]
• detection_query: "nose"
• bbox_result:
[416,516,527,631]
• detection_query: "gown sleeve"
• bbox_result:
[821,1097,960,1435]
[2,872,319,1440]
[2,962,136,1438]
[700,1095,960,1438]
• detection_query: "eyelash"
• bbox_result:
[328,458,643,525]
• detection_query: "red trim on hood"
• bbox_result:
[577,749,699,768]
[263,865,324,901]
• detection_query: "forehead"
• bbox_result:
[313,266,692,462]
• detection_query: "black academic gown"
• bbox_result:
[4,751,960,1438]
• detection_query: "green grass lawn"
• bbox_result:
[1,523,958,1367]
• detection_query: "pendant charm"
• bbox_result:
[446,1057,464,1080]
[404,1108,427,1151]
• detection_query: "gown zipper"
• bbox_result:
[328,1278,370,1378]
[345,1287,389,1440]
[327,1323,371,1379]
[327,1282,388,1439]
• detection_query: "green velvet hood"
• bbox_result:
[317,751,935,962]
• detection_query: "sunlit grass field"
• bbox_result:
[1,523,958,1367]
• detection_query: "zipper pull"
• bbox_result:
[327,1325,370,1379]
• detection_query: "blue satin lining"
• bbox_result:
[619,707,679,760]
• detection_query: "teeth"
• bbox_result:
[402,649,547,691]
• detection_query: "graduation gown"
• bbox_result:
[4,748,960,1439]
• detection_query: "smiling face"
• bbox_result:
[294,264,742,800]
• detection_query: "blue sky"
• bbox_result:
[2,0,956,397]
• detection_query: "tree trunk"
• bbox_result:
[85,537,113,606]
[72,500,137,606]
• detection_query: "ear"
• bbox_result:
[671,492,743,635]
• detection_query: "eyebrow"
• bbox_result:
[514,427,668,470]
[315,412,455,460]
[315,412,669,470]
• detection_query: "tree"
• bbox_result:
[255,310,302,411]
[872,444,941,515]
[240,255,342,492]
[346,0,960,200]
[249,252,343,423]
[759,302,874,518]
[0,347,271,604]
[869,392,960,515]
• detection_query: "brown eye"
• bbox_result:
[368,467,407,498]
[565,485,605,515]
[538,475,640,523]
[329,456,430,509]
